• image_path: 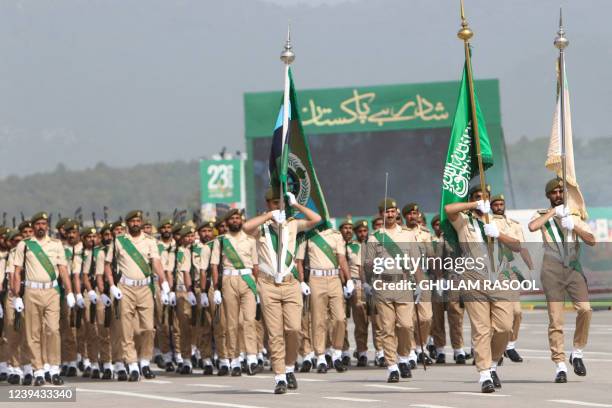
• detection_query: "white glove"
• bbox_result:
[344,279,355,298]
[169,292,177,307]
[161,281,171,295]
[200,293,210,307]
[362,282,373,296]
[0,303,3,319]
[300,282,311,296]
[483,223,500,238]
[100,293,112,307]
[187,292,197,306]
[561,215,574,231]
[285,192,298,206]
[414,285,422,304]
[213,290,222,305]
[160,291,169,305]
[476,199,491,214]
[88,290,97,304]
[76,293,85,308]
[110,285,122,300]
[13,297,24,313]
[436,278,446,297]
[66,292,76,308]
[555,205,569,218]
[271,210,286,224]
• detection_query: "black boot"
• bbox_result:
[240,360,248,373]
[316,363,327,374]
[570,354,586,376]
[66,366,77,377]
[555,371,567,383]
[217,365,229,376]
[128,370,140,382]
[165,362,175,372]
[491,371,502,388]
[117,370,128,381]
[91,368,101,379]
[455,354,466,365]
[180,365,192,375]
[504,348,523,363]
[427,344,438,359]
[299,360,312,373]
[142,366,156,379]
[7,374,20,385]
[436,354,446,364]
[481,379,495,393]
[22,374,33,386]
[0,372,7,382]
[44,372,51,382]
[341,355,351,367]
[102,369,112,380]
[357,355,368,367]
[34,376,45,386]
[231,366,241,376]
[333,359,346,373]
[51,374,64,385]
[274,380,287,394]
[417,352,433,365]
[398,362,412,378]
[203,365,214,375]
[408,359,416,370]
[82,366,92,378]
[325,354,332,368]
[247,363,258,376]
[78,360,84,372]
[387,370,400,383]
[154,355,164,369]
[286,372,298,390]
[59,365,67,377]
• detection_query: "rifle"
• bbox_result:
[189,245,198,326]
[0,254,9,336]
[14,244,27,330]
[88,247,98,324]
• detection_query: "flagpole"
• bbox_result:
[554,8,570,267]
[457,0,494,276]
[278,25,295,275]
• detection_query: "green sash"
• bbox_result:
[116,235,155,294]
[192,245,202,257]
[262,225,298,279]
[309,231,338,268]
[467,213,489,243]
[25,239,61,295]
[347,242,360,255]
[373,230,403,259]
[221,237,257,296]
[544,219,583,273]
[157,243,165,255]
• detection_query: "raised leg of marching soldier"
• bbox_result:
[195,288,214,374]
[298,309,314,371]
[372,313,386,366]
[82,295,100,378]
[378,300,414,382]
[175,289,194,374]
[59,299,78,376]
[504,301,524,362]
[154,281,173,371]
[211,288,230,375]
[350,282,369,367]
[95,292,112,379]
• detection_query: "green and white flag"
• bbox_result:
[439,63,494,248]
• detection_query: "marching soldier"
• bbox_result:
[243,188,320,393]
[210,209,259,376]
[490,194,534,363]
[528,178,596,383]
[211,217,231,376]
[95,223,115,380]
[364,198,422,382]
[12,212,76,386]
[402,203,434,367]
[155,218,175,371]
[104,210,170,381]
[296,218,353,374]
[0,227,8,381]
[428,215,467,364]
[445,186,520,393]
[339,217,369,367]
[193,220,215,374]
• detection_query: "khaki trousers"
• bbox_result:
[175,291,194,360]
[258,276,302,375]
[154,281,171,355]
[510,301,522,343]
[192,288,213,360]
[431,298,465,349]
[408,291,433,351]
[350,283,369,353]
[59,299,77,363]
[377,301,413,366]
[25,288,60,370]
[464,299,513,371]
[299,306,313,357]
[222,276,257,358]
[95,293,112,363]
[310,276,345,355]
[210,286,229,360]
[372,313,383,351]
[5,292,30,368]
[118,284,154,364]
[541,259,591,363]
[110,301,123,362]
[82,296,99,362]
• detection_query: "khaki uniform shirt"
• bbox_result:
[157,239,176,272]
[95,246,108,276]
[175,246,191,286]
[0,249,7,288]
[345,240,362,279]
[64,242,83,275]
[252,218,309,278]
[210,231,258,269]
[105,233,159,280]
[14,236,67,282]
[296,228,345,270]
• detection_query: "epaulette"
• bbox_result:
[537,209,549,214]
[508,217,521,225]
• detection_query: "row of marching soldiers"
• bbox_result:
[0,178,595,394]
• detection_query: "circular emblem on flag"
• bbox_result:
[287,153,310,206]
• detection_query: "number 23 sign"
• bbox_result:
[200,159,242,203]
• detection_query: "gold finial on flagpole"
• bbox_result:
[280,23,295,64]
[554,8,569,50]
[457,0,473,41]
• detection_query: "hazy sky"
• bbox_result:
[0,0,609,177]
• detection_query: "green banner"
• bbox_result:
[200,159,242,204]
[244,79,501,138]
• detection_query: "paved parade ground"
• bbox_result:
[2,309,611,408]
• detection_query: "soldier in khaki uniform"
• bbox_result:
[104,210,170,381]
[364,198,423,383]
[491,194,534,364]
[445,186,520,393]
[528,178,595,383]
[0,227,10,381]
[428,215,467,364]
[243,188,320,393]
[211,209,259,376]
[194,221,216,375]
[211,218,230,375]
[402,203,435,367]
[154,218,175,371]
[296,222,353,374]
[12,211,76,386]
[95,223,115,379]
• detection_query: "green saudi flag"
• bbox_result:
[439,63,494,248]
